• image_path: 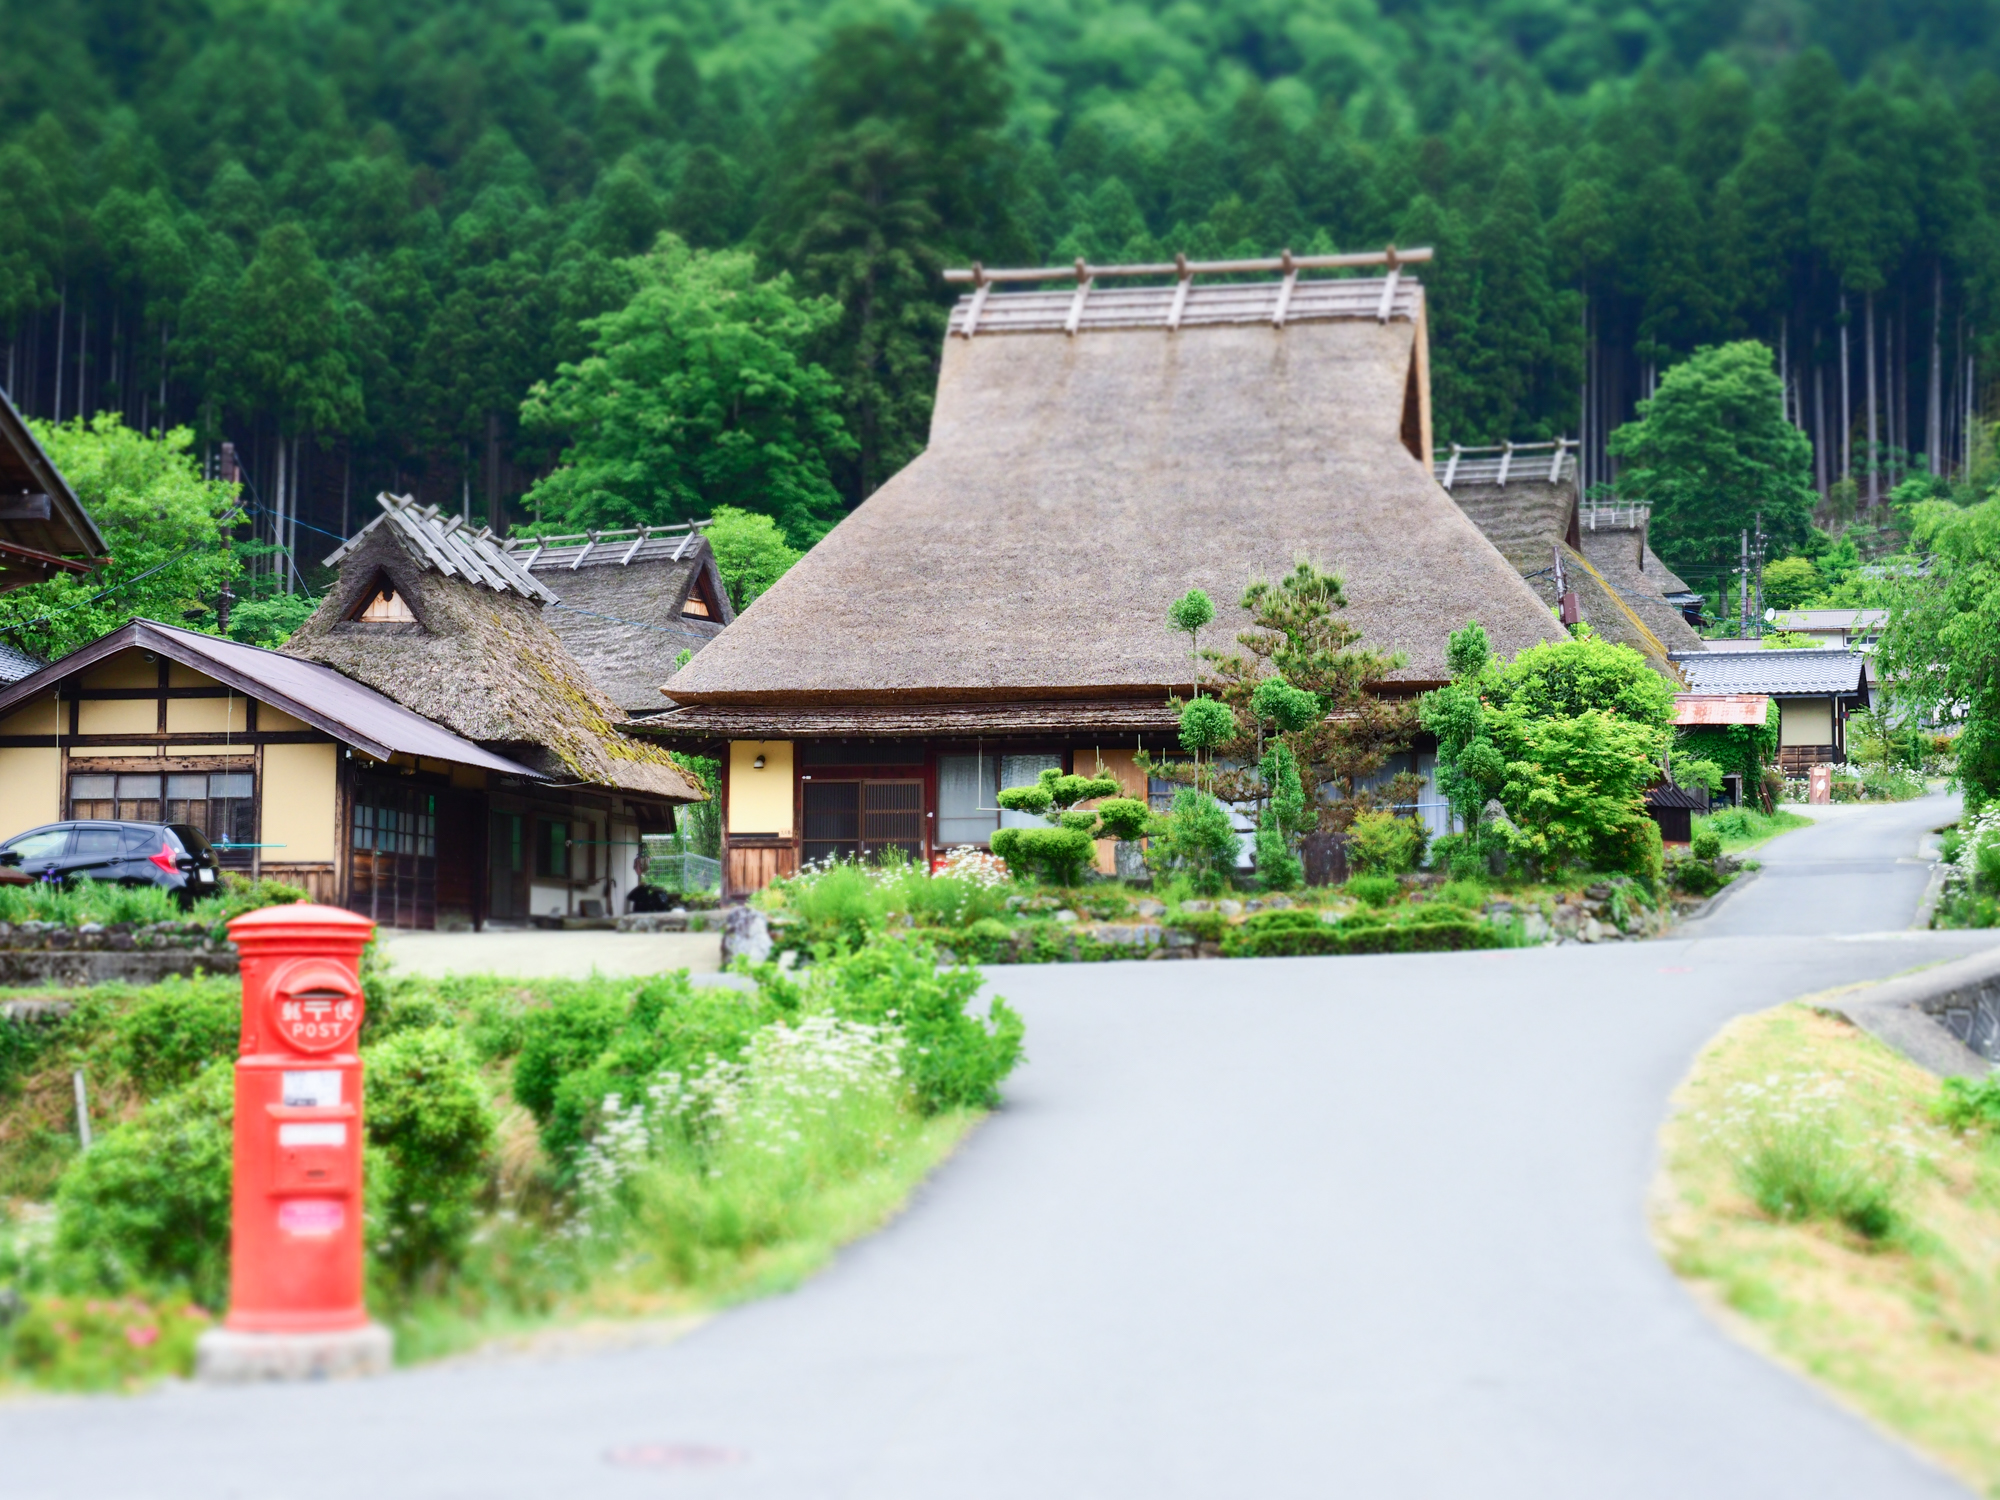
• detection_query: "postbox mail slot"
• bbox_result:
[274,1143,350,1193]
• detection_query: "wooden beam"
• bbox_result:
[945,245,1434,285]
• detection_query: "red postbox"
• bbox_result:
[204,903,384,1373]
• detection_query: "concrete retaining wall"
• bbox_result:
[1827,946,2000,1076]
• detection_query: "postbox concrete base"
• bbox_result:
[194,1322,393,1384]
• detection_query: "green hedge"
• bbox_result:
[1220,913,1500,958]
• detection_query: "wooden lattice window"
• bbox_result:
[347,571,417,623]
[801,780,923,865]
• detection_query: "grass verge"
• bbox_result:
[1655,1002,2000,1492]
[1694,806,1814,855]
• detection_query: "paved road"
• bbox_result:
[8,794,1994,1499]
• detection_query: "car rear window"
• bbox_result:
[166,824,210,855]
[124,826,174,855]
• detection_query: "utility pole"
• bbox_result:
[1752,512,1766,638]
[1738,529,1751,636]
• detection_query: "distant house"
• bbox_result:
[1670,650,1869,773]
[0,619,537,916]
[509,524,733,716]
[1671,693,1773,805]
[646,249,1570,895]
[1766,608,1888,653]
[0,386,107,593]
[1437,440,1703,676]
[276,495,703,924]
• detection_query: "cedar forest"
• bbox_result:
[1,0,1997,637]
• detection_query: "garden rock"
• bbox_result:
[720,905,772,965]
[1217,900,1244,917]
[1054,910,1078,925]
[1133,899,1167,918]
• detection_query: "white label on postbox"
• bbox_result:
[277,1200,344,1236]
[277,1122,347,1147]
[282,1071,341,1108]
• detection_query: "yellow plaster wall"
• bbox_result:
[261,705,311,733]
[1077,749,1146,874]
[78,699,157,735]
[80,656,157,689]
[167,662,210,687]
[166,696,248,733]
[0,696,57,735]
[0,747,60,839]
[727,740,793,836]
[1780,699,1834,747]
[261,743,338,862]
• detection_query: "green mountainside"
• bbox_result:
[0,0,1995,605]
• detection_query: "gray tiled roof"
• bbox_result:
[1669,648,1870,698]
[0,638,44,684]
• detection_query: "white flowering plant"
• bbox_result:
[1936,805,2000,927]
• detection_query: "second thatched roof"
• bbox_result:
[666,278,1565,708]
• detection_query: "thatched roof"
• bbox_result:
[665,273,1564,709]
[288,506,699,803]
[324,494,554,601]
[1439,452,1701,676]
[516,527,731,714]
[0,385,105,589]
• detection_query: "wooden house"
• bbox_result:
[0,618,538,920]
[642,249,1570,895]
[277,494,703,923]
[1671,649,1870,773]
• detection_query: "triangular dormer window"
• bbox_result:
[348,574,417,623]
[681,575,722,619]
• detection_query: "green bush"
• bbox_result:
[1666,854,1725,896]
[1434,879,1487,910]
[49,1062,234,1308]
[760,937,1024,1113]
[112,978,240,1096]
[1344,874,1401,908]
[1346,809,1421,876]
[1934,1074,2000,1132]
[1691,827,1723,862]
[0,1292,211,1390]
[1167,909,1230,944]
[1220,914,1499,957]
[990,825,1096,887]
[1145,788,1241,895]
[1735,1116,1897,1241]
[513,988,627,1124]
[544,975,777,1168]
[363,1026,497,1291]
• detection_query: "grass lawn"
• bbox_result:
[1694,806,1814,855]
[1655,1001,2000,1493]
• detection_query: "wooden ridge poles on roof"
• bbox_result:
[946,246,1434,338]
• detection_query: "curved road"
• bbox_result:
[8,794,1996,1499]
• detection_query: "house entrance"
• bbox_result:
[801,780,924,865]
[347,777,439,928]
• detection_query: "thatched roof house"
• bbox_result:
[1436,441,1702,673]
[645,249,1575,894]
[510,525,732,715]
[289,495,697,803]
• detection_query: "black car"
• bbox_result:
[0,821,222,903]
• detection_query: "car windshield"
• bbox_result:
[3,829,68,861]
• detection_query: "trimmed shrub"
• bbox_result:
[1344,874,1400,908]
[990,825,1096,887]
[1145,788,1241,895]
[1691,827,1723,862]
[1221,914,1498,958]
[49,1062,234,1308]
[364,1026,497,1290]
